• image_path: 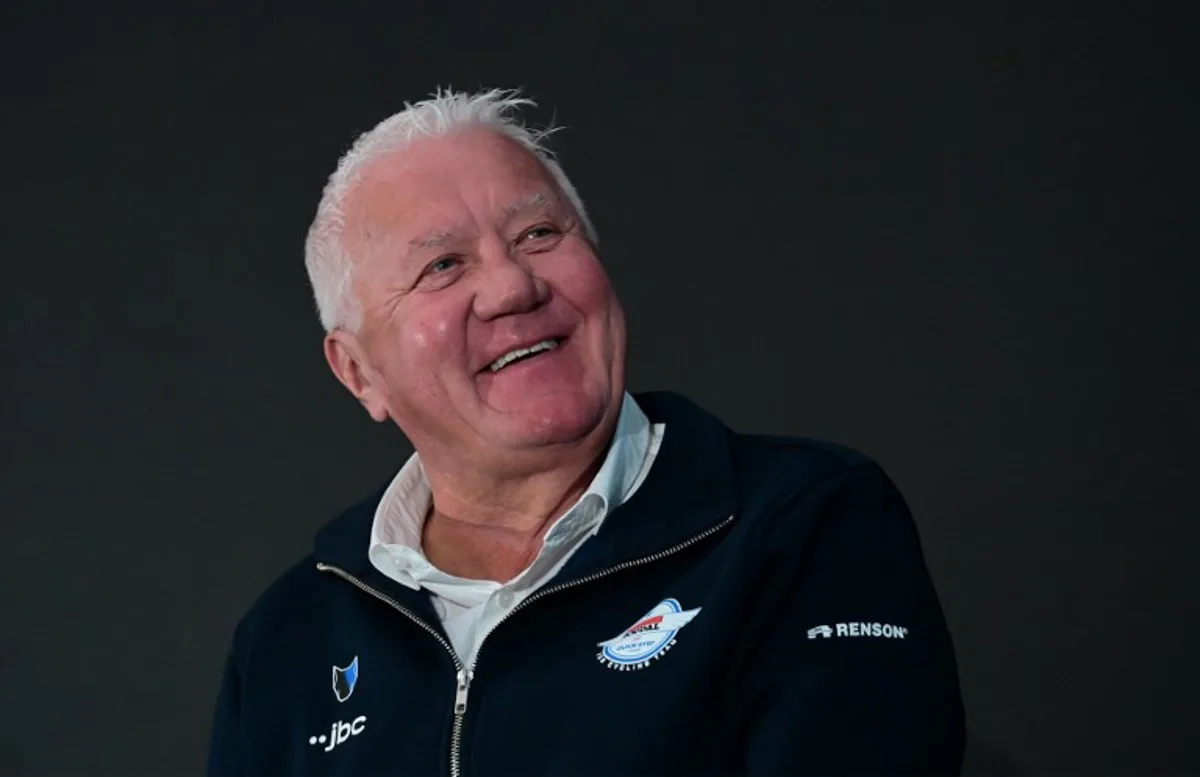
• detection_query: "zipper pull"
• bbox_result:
[454,668,473,715]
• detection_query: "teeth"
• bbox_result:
[489,339,559,372]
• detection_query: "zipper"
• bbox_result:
[495,512,735,625]
[314,563,474,777]
[450,666,472,775]
[316,512,734,777]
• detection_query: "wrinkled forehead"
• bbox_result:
[341,128,559,254]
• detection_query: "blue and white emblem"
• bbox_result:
[332,656,359,702]
[596,598,702,671]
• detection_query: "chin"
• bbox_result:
[489,387,613,449]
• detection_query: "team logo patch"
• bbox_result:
[596,598,701,671]
[332,656,359,702]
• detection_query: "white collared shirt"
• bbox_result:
[368,392,664,668]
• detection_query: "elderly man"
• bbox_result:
[206,88,965,776]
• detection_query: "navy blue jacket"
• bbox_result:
[207,391,965,776]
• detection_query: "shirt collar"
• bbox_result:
[581,391,653,517]
[368,392,653,588]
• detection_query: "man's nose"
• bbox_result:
[472,238,549,320]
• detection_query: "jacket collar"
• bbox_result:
[313,391,737,589]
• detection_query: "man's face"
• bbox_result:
[327,127,626,470]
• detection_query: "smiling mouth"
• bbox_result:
[487,338,563,373]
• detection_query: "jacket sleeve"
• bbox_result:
[206,645,246,776]
[731,460,966,775]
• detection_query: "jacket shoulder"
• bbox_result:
[727,429,881,505]
[635,390,890,519]
[230,554,324,653]
[226,487,390,660]
[734,432,873,467]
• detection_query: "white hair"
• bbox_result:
[303,87,598,333]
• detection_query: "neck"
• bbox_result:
[417,417,618,581]
[426,448,605,532]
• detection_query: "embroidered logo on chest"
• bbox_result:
[308,656,368,754]
[596,598,702,671]
[331,656,359,702]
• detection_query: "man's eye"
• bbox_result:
[425,256,460,275]
[521,225,559,242]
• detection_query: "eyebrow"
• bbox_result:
[408,230,459,252]
[500,191,550,222]
[404,192,555,253]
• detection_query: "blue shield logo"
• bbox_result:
[332,656,359,703]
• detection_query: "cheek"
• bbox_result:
[389,309,461,377]
[549,255,617,315]
[408,318,451,353]
[547,256,626,369]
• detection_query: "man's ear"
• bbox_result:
[323,331,390,423]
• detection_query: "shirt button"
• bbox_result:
[498,591,514,608]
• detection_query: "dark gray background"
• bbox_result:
[1,3,1195,775]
